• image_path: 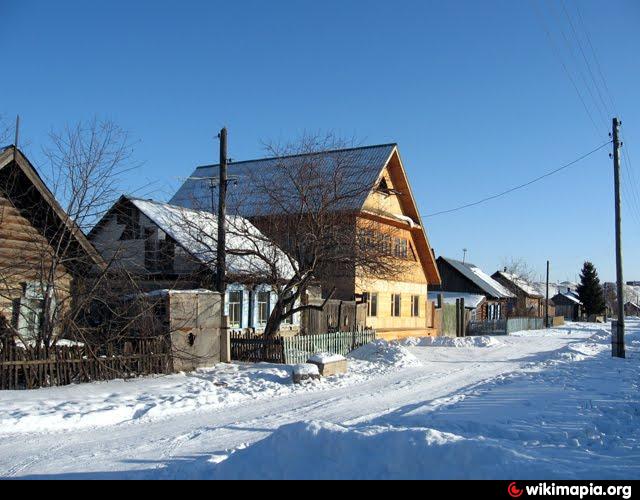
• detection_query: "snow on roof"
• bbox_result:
[441,257,514,299]
[428,291,486,309]
[553,291,582,305]
[128,197,296,279]
[495,271,543,298]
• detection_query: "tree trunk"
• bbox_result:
[264,301,284,338]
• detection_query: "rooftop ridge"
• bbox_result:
[194,142,398,170]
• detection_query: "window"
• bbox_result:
[282,294,294,325]
[393,237,408,259]
[391,294,401,317]
[367,292,378,317]
[411,295,420,317]
[228,290,243,328]
[257,291,270,326]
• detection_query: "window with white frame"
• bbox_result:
[257,291,270,326]
[228,290,243,328]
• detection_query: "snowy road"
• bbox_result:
[0,322,637,479]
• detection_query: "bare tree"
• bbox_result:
[500,257,539,286]
[178,132,409,337]
[0,119,143,352]
[0,115,12,145]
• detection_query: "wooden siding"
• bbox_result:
[0,195,73,324]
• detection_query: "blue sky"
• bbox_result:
[1,0,638,282]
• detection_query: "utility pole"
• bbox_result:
[462,248,467,264]
[14,115,19,149]
[545,260,550,328]
[612,117,625,358]
[216,127,228,295]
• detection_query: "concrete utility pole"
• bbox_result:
[216,127,228,295]
[612,117,625,358]
[545,260,550,328]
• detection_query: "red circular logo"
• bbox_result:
[508,482,523,498]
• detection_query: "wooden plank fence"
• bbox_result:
[0,337,173,390]
[467,317,545,336]
[230,330,376,365]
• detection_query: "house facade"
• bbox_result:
[492,270,544,317]
[552,291,582,321]
[89,196,300,334]
[0,146,104,342]
[431,256,514,320]
[171,143,442,338]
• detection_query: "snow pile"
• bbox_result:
[404,335,502,348]
[348,339,420,367]
[292,364,319,376]
[307,352,345,364]
[210,420,555,480]
[0,340,414,435]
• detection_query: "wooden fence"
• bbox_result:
[230,329,376,365]
[0,337,173,390]
[467,317,545,336]
[302,300,367,335]
[229,331,285,363]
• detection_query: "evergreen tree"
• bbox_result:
[577,261,606,315]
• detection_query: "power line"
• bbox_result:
[423,141,611,218]
[529,0,603,138]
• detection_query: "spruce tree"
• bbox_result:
[577,261,606,315]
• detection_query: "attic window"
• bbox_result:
[377,178,390,194]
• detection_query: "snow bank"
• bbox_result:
[210,420,555,480]
[403,335,502,348]
[0,340,413,435]
[348,339,420,367]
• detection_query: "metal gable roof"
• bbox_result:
[170,143,397,216]
[441,257,515,299]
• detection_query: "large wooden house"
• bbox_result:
[431,256,515,320]
[89,195,301,333]
[0,146,104,341]
[172,143,442,338]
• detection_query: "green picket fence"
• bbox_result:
[282,330,377,364]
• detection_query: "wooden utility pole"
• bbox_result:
[545,260,550,328]
[612,117,625,358]
[216,127,228,295]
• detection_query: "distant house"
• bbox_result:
[0,146,105,341]
[427,291,486,321]
[431,257,514,320]
[171,143,442,338]
[552,291,582,321]
[492,270,544,317]
[624,301,640,317]
[89,195,300,333]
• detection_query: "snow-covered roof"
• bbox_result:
[428,291,486,309]
[494,271,543,298]
[553,291,582,305]
[440,257,515,299]
[128,197,296,279]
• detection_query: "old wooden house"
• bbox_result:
[552,291,582,321]
[430,256,514,320]
[89,195,300,334]
[0,146,105,341]
[624,301,640,317]
[492,270,544,317]
[171,143,442,339]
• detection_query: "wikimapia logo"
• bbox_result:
[507,482,632,500]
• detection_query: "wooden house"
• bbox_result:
[171,143,442,338]
[427,291,487,321]
[0,146,105,341]
[89,195,301,333]
[430,256,514,320]
[552,291,582,321]
[492,270,544,317]
[624,301,640,317]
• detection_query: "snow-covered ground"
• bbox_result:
[0,321,637,479]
